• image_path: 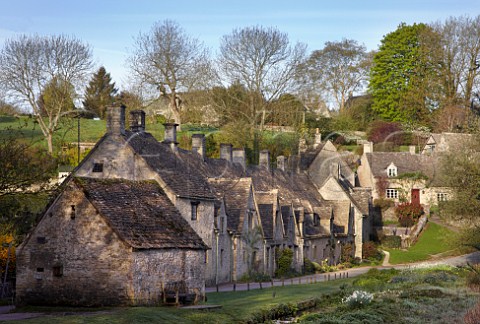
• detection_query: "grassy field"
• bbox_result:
[385,222,461,265]
[8,266,479,323]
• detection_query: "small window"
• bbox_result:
[53,265,63,277]
[387,167,397,177]
[37,237,46,244]
[191,201,200,221]
[70,205,76,219]
[36,267,44,272]
[92,163,103,173]
[437,193,448,202]
[386,188,399,199]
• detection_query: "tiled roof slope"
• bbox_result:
[123,131,215,200]
[74,177,207,250]
[366,152,443,186]
[208,178,252,233]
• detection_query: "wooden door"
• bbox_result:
[411,189,420,205]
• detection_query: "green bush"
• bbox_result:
[304,258,316,274]
[381,235,402,248]
[276,248,293,277]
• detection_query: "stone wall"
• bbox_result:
[16,185,134,306]
[132,249,205,304]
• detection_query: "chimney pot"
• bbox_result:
[313,129,322,148]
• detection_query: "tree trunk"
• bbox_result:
[169,93,182,131]
[47,133,54,154]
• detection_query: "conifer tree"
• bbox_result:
[83,66,117,119]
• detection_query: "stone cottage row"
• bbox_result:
[16,106,371,306]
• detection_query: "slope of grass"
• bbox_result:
[385,222,459,265]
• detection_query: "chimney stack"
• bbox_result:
[277,155,286,172]
[363,141,373,154]
[259,150,271,171]
[409,145,416,155]
[192,134,206,159]
[106,105,125,135]
[232,148,246,170]
[220,143,233,162]
[163,123,179,150]
[129,110,145,132]
[313,128,322,148]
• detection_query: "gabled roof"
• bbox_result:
[74,177,207,250]
[208,178,252,233]
[365,152,442,185]
[123,131,215,200]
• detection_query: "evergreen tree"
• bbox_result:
[83,66,117,119]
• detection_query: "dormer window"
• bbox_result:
[387,163,397,177]
[313,214,320,226]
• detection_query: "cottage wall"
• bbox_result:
[16,186,134,306]
[132,249,205,304]
[175,197,216,283]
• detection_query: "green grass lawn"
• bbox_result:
[385,222,459,265]
[11,280,351,323]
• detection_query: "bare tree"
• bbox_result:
[128,20,215,128]
[432,15,480,110]
[302,39,371,112]
[0,34,93,153]
[218,25,306,130]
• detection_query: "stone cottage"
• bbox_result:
[16,177,207,306]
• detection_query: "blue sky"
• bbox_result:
[1,0,478,88]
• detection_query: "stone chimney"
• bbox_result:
[106,105,125,135]
[277,155,286,172]
[363,141,373,154]
[163,123,178,150]
[259,150,270,171]
[232,148,246,170]
[192,134,206,159]
[129,110,145,132]
[299,138,307,153]
[409,145,416,155]
[313,128,322,149]
[220,143,233,162]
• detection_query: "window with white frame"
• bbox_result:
[437,193,448,202]
[387,163,397,177]
[386,188,399,199]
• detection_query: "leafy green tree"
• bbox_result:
[369,23,436,123]
[83,66,117,119]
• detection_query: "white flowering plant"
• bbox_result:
[342,290,374,308]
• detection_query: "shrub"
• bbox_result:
[373,197,394,210]
[0,235,15,280]
[362,241,382,260]
[303,258,315,275]
[466,264,480,292]
[275,248,293,277]
[342,290,373,308]
[381,235,402,249]
[340,243,355,264]
[395,202,424,227]
[367,121,404,145]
